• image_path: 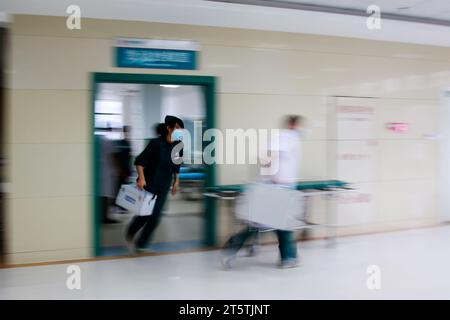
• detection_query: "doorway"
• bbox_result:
[92,73,217,257]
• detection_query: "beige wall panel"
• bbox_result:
[301,141,327,179]
[377,140,438,181]
[6,196,90,253]
[11,33,450,100]
[204,44,450,98]
[377,179,438,222]
[335,182,379,226]
[329,140,378,183]
[327,138,438,182]
[11,35,112,90]
[216,141,327,185]
[3,89,12,145]
[217,164,252,185]
[375,99,439,140]
[310,179,438,234]
[310,218,439,239]
[327,68,450,100]
[218,93,327,140]
[10,143,89,198]
[6,247,91,265]
[11,15,450,63]
[327,96,377,141]
[10,89,90,144]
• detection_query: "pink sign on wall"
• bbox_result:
[387,122,409,133]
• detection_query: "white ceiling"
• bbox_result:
[230,0,450,22]
[0,0,450,47]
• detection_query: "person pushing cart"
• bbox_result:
[221,115,304,269]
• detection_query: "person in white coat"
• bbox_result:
[221,115,304,269]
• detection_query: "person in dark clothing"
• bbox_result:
[115,125,132,191]
[126,115,184,253]
[155,122,167,137]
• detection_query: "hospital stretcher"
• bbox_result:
[204,180,354,249]
[178,166,205,200]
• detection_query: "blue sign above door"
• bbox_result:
[115,38,199,70]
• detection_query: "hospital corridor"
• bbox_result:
[1,0,450,310]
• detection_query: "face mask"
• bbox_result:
[171,129,184,141]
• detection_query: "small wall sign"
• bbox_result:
[115,38,199,70]
[386,122,409,133]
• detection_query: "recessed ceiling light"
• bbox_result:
[160,85,180,88]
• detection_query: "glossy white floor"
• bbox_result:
[1,225,450,300]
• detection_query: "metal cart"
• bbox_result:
[204,180,354,252]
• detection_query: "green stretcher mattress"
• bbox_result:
[206,180,349,194]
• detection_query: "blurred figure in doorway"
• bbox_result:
[115,125,132,190]
[98,127,121,224]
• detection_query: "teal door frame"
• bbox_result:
[91,72,217,257]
